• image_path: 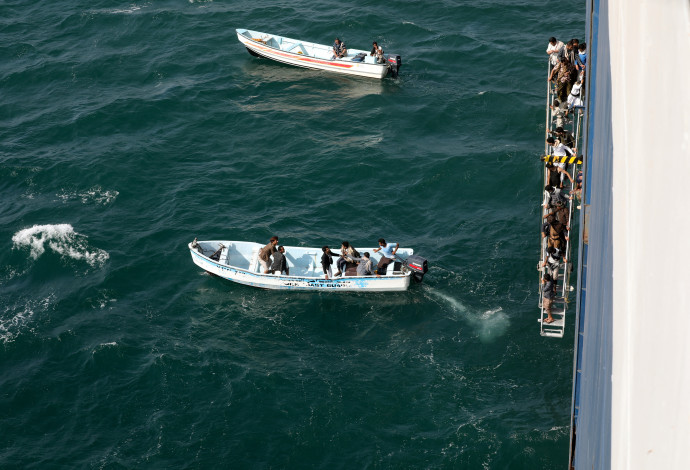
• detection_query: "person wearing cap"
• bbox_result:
[332,38,347,59]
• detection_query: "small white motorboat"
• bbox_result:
[189,239,428,292]
[236,28,402,79]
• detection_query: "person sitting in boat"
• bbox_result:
[373,238,398,275]
[258,236,279,274]
[370,41,384,63]
[354,252,374,276]
[332,38,347,59]
[270,245,289,275]
[321,246,339,280]
[334,241,359,277]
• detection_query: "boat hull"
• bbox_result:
[237,29,391,79]
[189,242,413,292]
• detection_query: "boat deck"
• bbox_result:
[194,241,412,279]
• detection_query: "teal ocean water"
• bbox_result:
[1,1,584,468]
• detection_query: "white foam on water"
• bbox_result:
[11,224,109,267]
[57,186,119,205]
[0,294,54,344]
[425,287,509,342]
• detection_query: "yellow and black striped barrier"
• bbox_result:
[541,155,583,164]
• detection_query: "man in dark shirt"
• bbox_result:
[332,38,347,59]
[270,245,289,275]
[321,246,339,279]
[542,273,556,324]
[549,126,576,148]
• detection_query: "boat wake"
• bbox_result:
[424,287,509,342]
[12,224,109,267]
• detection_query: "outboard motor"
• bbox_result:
[405,255,428,283]
[387,54,402,78]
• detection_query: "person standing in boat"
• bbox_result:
[321,246,339,280]
[270,245,289,275]
[373,238,399,275]
[332,38,347,59]
[259,236,279,274]
[370,41,384,63]
[334,241,359,277]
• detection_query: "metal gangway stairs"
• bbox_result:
[538,59,584,338]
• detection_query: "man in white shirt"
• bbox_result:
[546,37,565,66]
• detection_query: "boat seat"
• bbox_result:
[218,247,229,265]
[285,43,307,55]
[344,263,358,276]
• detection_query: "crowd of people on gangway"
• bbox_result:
[540,36,586,324]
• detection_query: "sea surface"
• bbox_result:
[1,1,585,468]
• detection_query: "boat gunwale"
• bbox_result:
[188,242,412,282]
[236,28,390,70]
